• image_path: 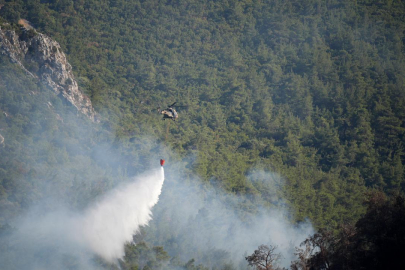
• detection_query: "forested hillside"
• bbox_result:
[1,0,405,269]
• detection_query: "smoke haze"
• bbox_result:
[0,67,313,269]
[148,165,314,268]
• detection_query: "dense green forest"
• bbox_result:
[1,0,405,269]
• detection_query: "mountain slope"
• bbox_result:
[1,0,405,233]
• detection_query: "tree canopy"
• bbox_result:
[1,0,405,269]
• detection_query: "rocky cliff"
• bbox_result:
[0,25,97,121]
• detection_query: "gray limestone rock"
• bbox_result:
[0,25,97,122]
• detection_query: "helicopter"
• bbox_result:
[158,102,184,121]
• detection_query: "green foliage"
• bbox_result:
[2,0,405,226]
[120,242,170,270]
[1,0,405,268]
[292,192,405,269]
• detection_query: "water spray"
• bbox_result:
[79,163,165,261]
[5,161,166,269]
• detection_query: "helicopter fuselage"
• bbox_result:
[161,107,178,120]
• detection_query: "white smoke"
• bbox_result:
[147,166,314,268]
[5,167,165,269]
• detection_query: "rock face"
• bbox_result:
[0,26,97,121]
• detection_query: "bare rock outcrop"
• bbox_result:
[0,25,97,121]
